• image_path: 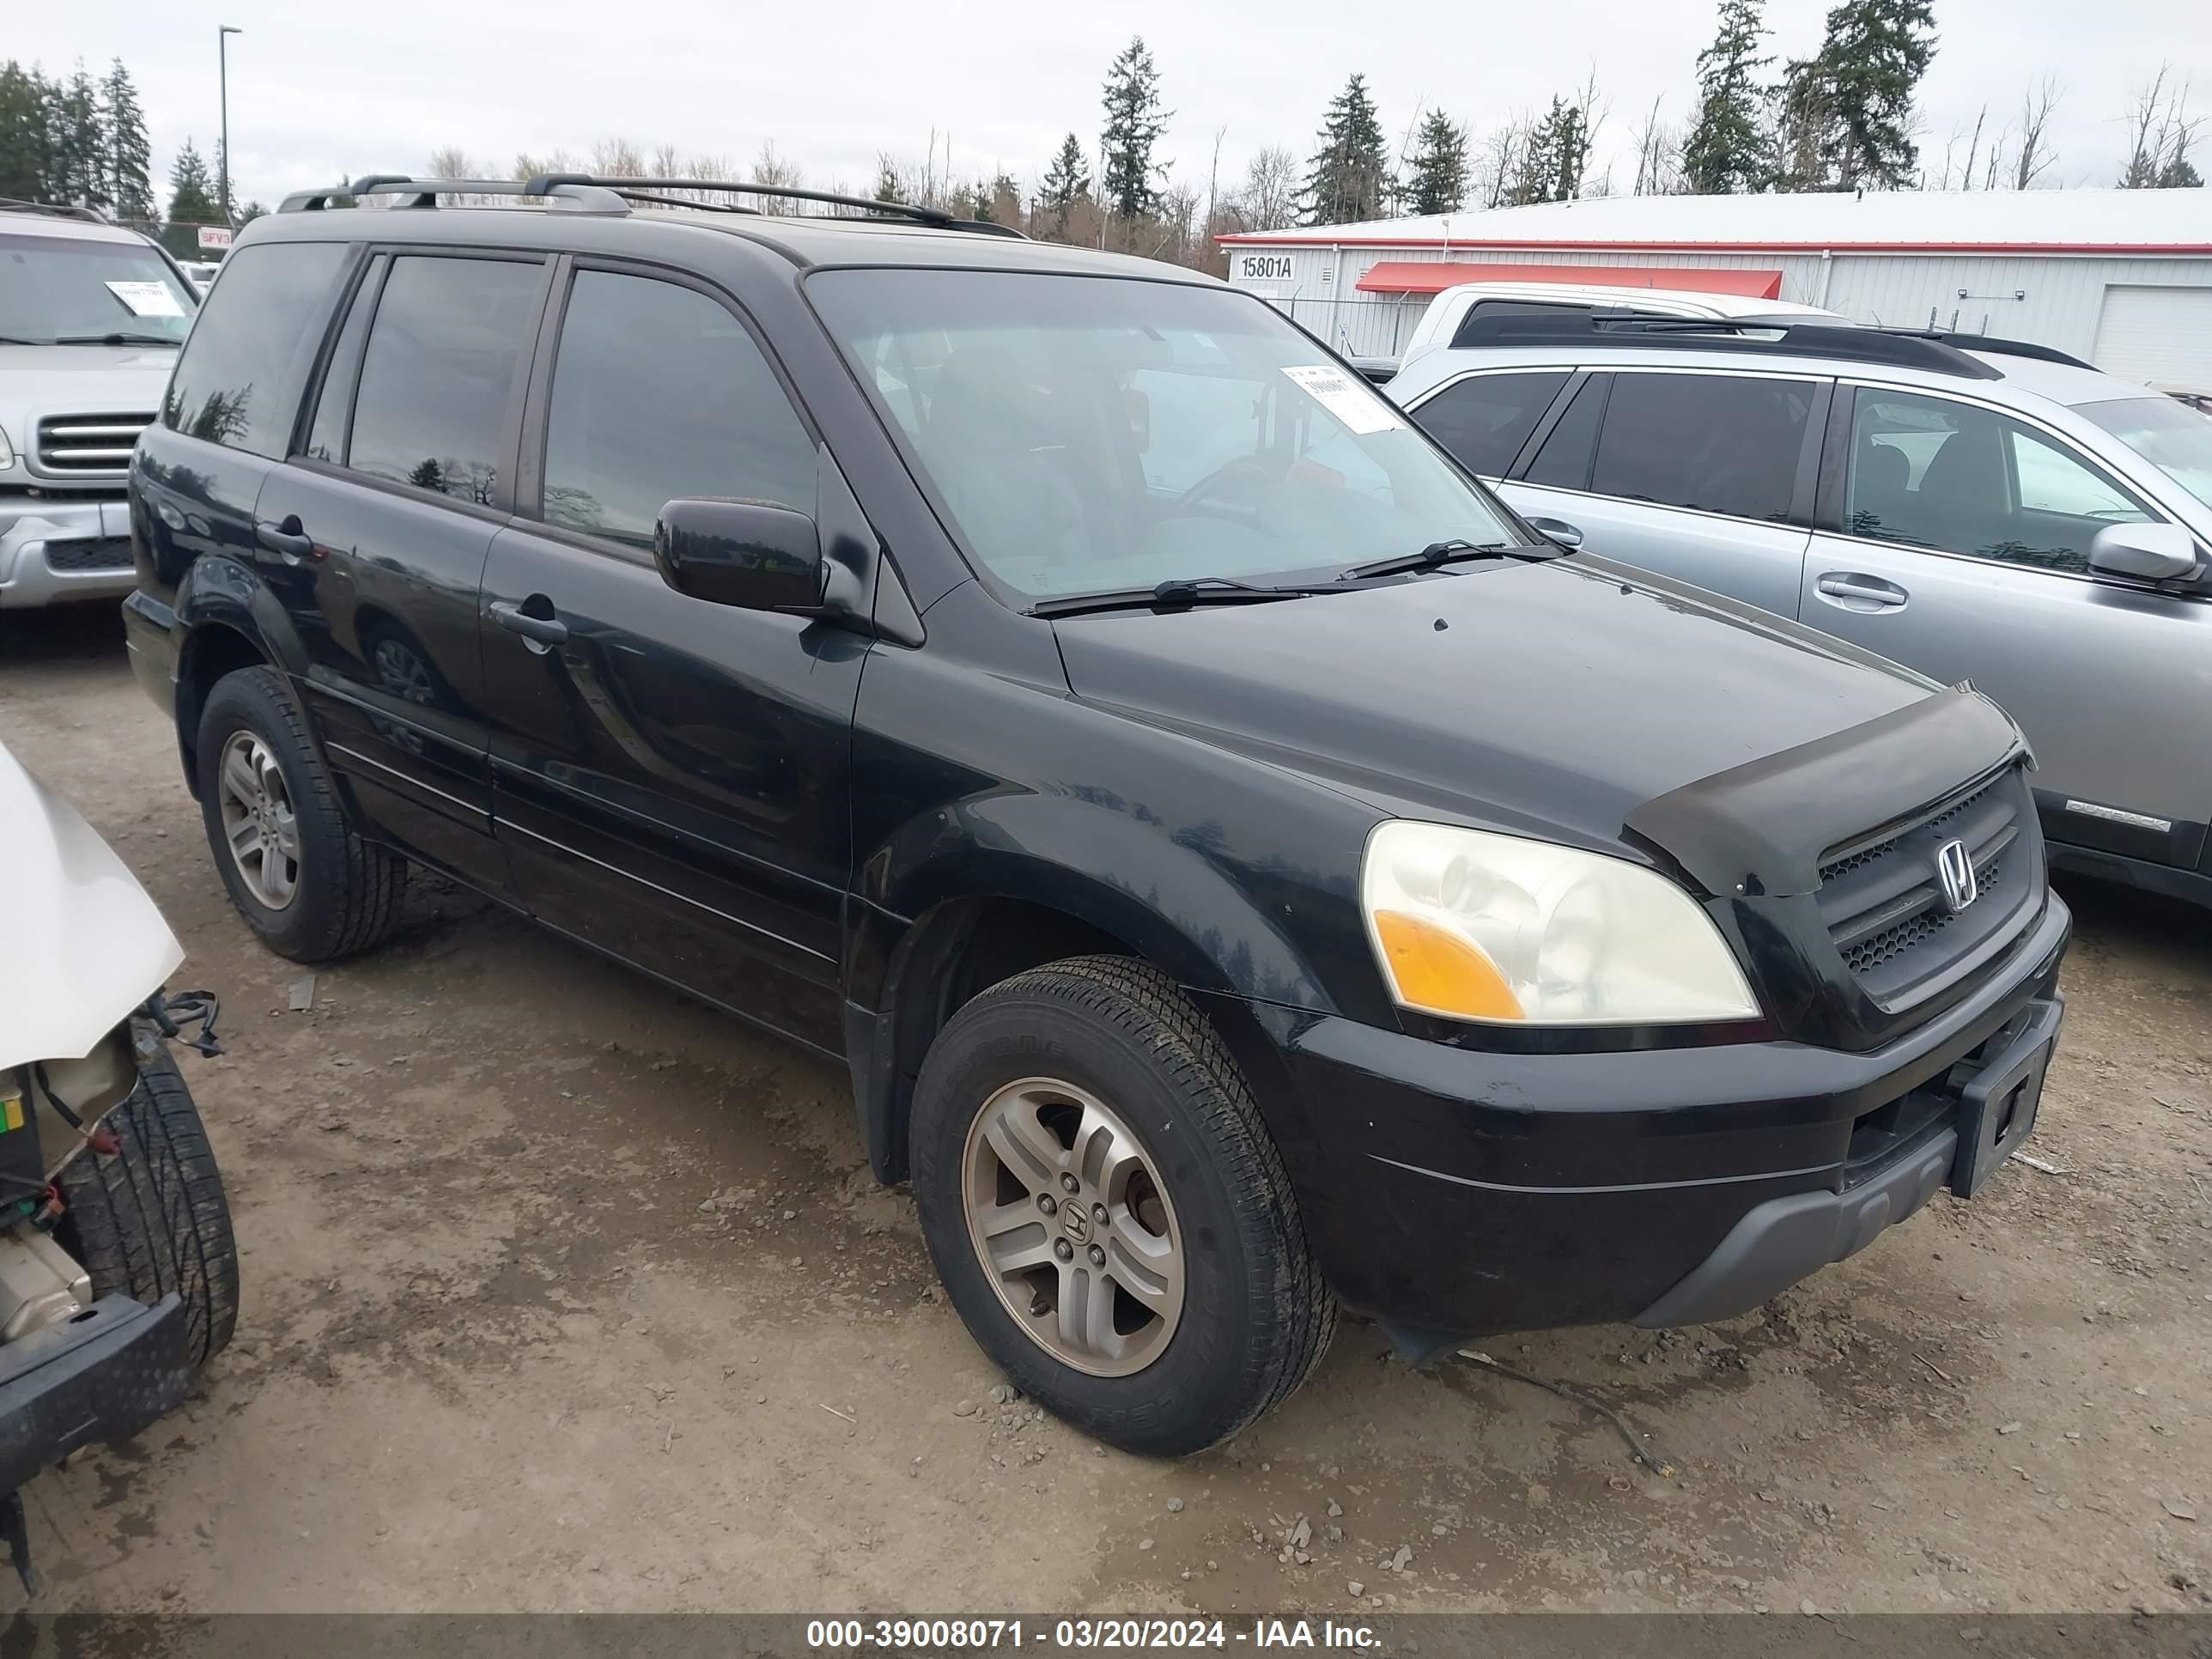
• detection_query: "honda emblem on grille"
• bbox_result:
[1936,838,1978,914]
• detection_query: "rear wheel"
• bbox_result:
[56,1045,238,1368]
[910,956,1335,1455]
[196,665,402,962]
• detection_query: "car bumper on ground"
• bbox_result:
[0,1291,191,1495]
[1229,895,2070,1356]
[0,497,137,609]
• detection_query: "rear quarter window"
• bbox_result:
[161,240,348,459]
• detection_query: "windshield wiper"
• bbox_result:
[1028,575,1357,619]
[53,331,182,347]
[1338,538,1522,581]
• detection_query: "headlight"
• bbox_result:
[1360,821,1759,1026]
[0,424,14,469]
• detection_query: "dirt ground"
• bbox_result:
[0,605,2206,1617]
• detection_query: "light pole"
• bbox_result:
[217,26,242,228]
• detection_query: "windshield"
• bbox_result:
[807,269,1521,599]
[2078,396,2212,514]
[0,230,198,345]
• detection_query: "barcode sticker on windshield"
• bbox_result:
[105,280,185,319]
[1280,365,1401,434]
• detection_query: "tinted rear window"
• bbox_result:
[1414,371,1568,476]
[346,256,544,503]
[1590,373,1814,521]
[161,240,346,458]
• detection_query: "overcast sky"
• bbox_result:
[15,0,2208,220]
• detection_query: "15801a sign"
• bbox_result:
[1237,253,1294,283]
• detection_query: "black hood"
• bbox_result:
[1052,556,2004,886]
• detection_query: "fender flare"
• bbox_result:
[844,791,1342,1182]
[172,556,317,785]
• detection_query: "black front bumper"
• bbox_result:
[1220,895,2069,1351]
[0,1292,191,1495]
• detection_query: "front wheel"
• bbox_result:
[56,1045,239,1368]
[910,957,1335,1455]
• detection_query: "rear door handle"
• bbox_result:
[489,598,568,647]
[1814,573,1909,611]
[255,516,314,562]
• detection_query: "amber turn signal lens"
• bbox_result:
[1370,910,1524,1020]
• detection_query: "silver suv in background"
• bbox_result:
[1389,315,2212,907]
[0,201,198,610]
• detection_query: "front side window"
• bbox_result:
[2077,396,2212,514]
[1414,371,1569,477]
[806,270,1521,599]
[540,270,817,547]
[346,256,543,504]
[1846,391,2154,574]
[1,228,198,346]
[1590,372,1814,522]
[160,240,343,458]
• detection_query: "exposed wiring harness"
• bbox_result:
[146,988,223,1057]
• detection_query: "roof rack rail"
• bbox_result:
[1871,329,2094,371]
[278,176,633,214]
[278,173,1028,238]
[527,175,1027,237]
[0,197,111,224]
[1449,313,2004,380]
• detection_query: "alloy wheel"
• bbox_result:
[960,1076,1184,1377]
[216,730,301,910]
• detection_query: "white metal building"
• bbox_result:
[1218,189,2212,386]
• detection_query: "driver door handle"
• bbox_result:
[1815,573,1910,610]
[256,516,314,562]
[489,599,568,647]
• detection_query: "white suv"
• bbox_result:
[1393,281,1844,377]
[0,202,198,609]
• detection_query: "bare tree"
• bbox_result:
[2121,64,2203,186]
[425,146,489,204]
[589,137,646,177]
[1471,117,1530,209]
[1234,145,1299,231]
[2010,76,2062,188]
[1630,96,1682,195]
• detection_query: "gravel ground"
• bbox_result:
[2,606,2206,1615]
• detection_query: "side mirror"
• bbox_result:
[653,499,823,611]
[2090,520,2199,583]
[1524,514,1584,550]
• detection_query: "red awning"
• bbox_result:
[1355,261,1784,300]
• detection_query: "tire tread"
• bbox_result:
[57,1046,239,1368]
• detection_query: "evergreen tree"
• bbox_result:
[0,62,54,202]
[872,154,902,204]
[1301,73,1393,226]
[1401,110,1468,216]
[1769,58,1840,189]
[101,60,155,223]
[1037,132,1091,234]
[1507,96,1592,204]
[1811,0,1936,188]
[1099,36,1168,221]
[163,139,219,259]
[1681,0,1772,193]
[55,64,106,209]
[2157,155,2204,188]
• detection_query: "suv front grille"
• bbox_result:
[36,412,153,474]
[1816,767,2039,1006]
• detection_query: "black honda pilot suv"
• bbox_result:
[124,175,2069,1455]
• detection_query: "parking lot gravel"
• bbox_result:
[3,607,2206,1614]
